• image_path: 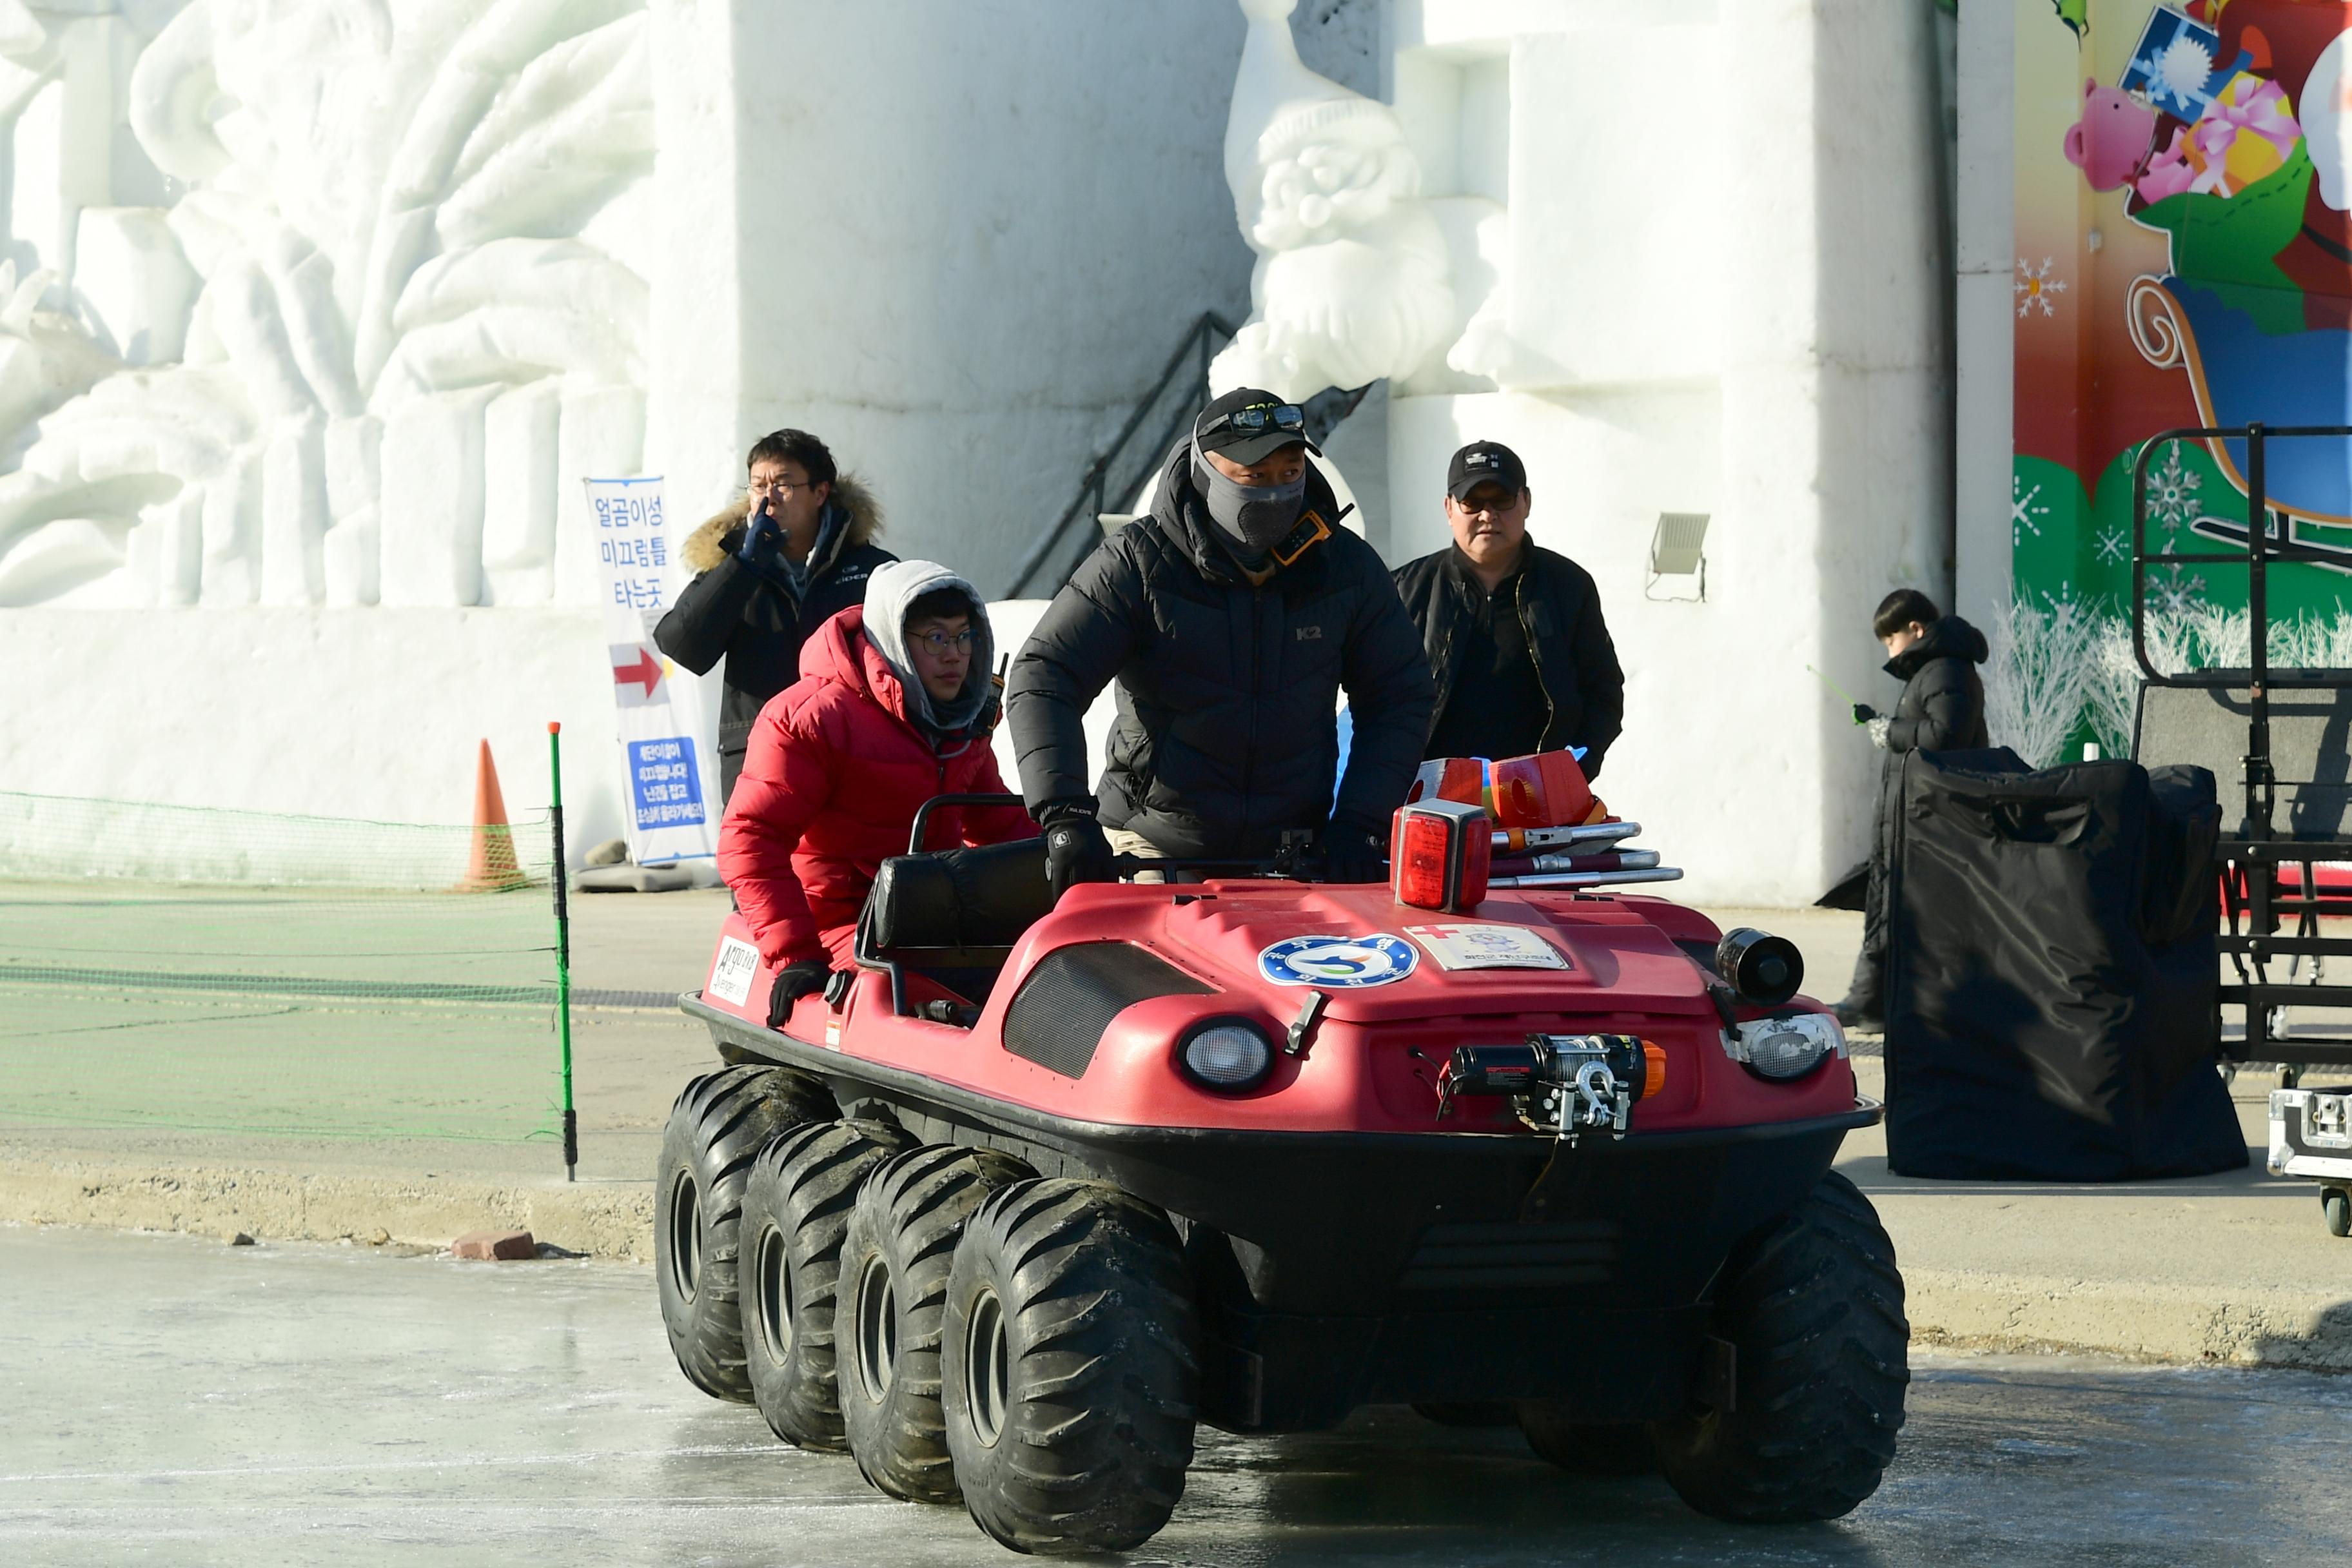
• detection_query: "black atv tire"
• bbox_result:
[654,1066,834,1402]
[738,1116,917,1449]
[941,1179,1199,1555]
[1649,1170,1908,1522]
[836,1144,1036,1502]
[1514,1409,1657,1476]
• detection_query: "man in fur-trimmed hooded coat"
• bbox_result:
[655,431,894,803]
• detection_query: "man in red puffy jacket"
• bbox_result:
[718,560,1036,1006]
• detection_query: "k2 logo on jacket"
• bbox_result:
[1295,625,1322,641]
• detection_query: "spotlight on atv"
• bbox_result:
[1177,1017,1275,1091]
[1717,927,1803,1008]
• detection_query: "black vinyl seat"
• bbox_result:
[856,838,1054,1015]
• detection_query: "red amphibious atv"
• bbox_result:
[659,793,1906,1555]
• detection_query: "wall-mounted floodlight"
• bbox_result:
[1646,512,1709,602]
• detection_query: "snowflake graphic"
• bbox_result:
[2015,257,2068,318]
[2012,472,2051,546]
[2154,569,2208,613]
[2144,440,2201,539]
[2037,583,2088,627]
[2094,527,2128,564]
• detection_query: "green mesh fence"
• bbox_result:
[0,792,562,1143]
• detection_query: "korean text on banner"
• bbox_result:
[585,476,714,866]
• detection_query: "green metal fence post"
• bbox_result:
[548,721,576,1181]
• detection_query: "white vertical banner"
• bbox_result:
[585,476,716,865]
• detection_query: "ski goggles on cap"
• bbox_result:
[1200,402,1306,438]
[1196,397,1320,464]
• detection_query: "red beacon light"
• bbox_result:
[1391,798,1491,912]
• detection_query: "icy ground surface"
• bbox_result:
[1,1224,2347,1567]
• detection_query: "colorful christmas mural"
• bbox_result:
[2004,0,2352,761]
[2021,0,2352,626]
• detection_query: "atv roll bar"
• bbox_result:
[908,794,1324,881]
[907,793,1032,853]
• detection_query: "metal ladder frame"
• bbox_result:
[2132,422,2352,1073]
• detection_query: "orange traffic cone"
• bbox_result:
[456,740,529,892]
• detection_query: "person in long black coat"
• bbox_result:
[1834,589,1990,1028]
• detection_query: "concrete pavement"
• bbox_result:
[5,1225,2348,1567]
[3,894,2348,1371]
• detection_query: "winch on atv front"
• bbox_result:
[656,792,1908,1555]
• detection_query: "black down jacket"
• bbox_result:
[653,478,894,803]
[1006,444,1435,859]
[1881,614,1990,754]
[1391,541,1625,777]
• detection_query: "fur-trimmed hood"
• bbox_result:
[680,473,885,573]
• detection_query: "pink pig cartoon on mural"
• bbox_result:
[2064,78,2162,190]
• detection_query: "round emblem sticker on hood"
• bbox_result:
[1258,934,1419,988]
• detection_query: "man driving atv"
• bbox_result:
[1006,388,1433,898]
[718,560,1035,1013]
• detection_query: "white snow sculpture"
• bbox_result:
[0,0,654,609]
[1210,0,1454,402]
[0,264,120,460]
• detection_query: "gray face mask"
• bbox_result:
[1191,439,1306,561]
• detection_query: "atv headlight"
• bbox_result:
[1178,1019,1275,1090]
[1727,1012,1842,1081]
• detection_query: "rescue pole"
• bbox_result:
[549,721,577,1182]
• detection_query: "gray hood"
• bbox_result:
[862,558,994,738]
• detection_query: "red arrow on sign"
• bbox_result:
[613,647,662,698]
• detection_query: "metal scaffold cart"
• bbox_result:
[2130,423,2352,1235]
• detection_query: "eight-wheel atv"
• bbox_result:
[658,798,1908,1554]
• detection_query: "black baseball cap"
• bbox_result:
[1195,387,1321,466]
[1447,440,1527,500]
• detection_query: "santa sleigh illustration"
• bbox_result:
[2071,3,2352,548]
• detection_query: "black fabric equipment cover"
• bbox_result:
[1882,749,2245,1181]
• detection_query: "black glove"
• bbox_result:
[736,499,782,566]
[1850,703,1878,725]
[1318,816,1388,885]
[1039,801,1117,902]
[767,959,830,1026]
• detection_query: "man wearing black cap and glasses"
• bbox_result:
[1008,388,1433,899]
[1394,440,1623,778]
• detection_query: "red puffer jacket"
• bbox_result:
[720,605,1037,968]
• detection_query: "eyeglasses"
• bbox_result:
[749,475,817,496]
[1201,402,1306,438]
[913,629,977,654]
